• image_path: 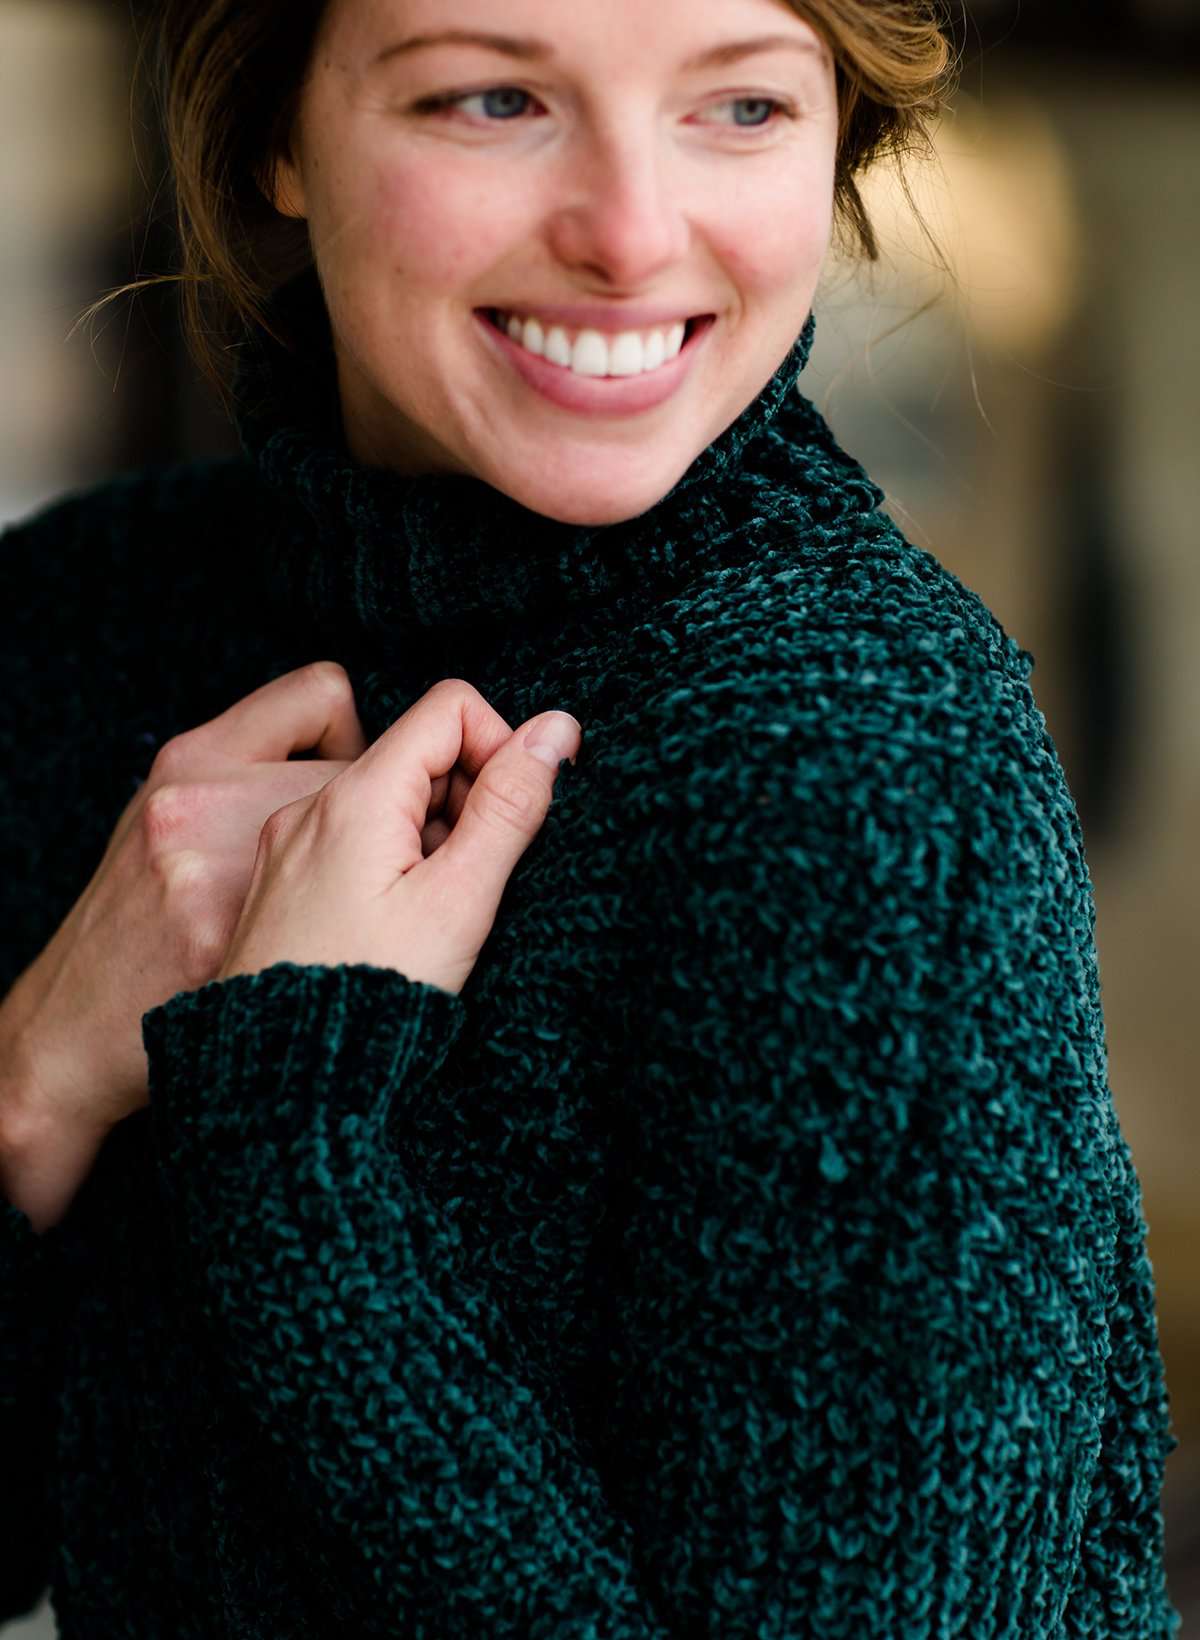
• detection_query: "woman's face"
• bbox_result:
[273,0,839,524]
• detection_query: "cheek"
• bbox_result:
[710,171,834,296]
[338,154,523,288]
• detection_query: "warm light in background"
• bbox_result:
[858,94,1084,354]
[0,0,130,523]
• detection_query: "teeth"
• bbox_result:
[498,311,689,377]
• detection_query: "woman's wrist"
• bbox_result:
[0,1105,107,1234]
[0,1058,108,1235]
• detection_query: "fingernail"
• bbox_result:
[524,713,580,771]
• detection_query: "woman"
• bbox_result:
[0,0,1181,1634]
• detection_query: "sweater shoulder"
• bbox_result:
[665,390,1036,699]
[612,511,1093,942]
[669,514,1035,701]
[628,516,1051,795]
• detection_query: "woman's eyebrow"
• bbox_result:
[373,30,824,71]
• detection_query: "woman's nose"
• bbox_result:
[544,124,692,291]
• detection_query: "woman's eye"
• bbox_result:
[713,97,795,130]
[414,87,537,122]
[413,87,796,133]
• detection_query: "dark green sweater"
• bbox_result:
[0,285,1181,1638]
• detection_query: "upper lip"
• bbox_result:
[482,303,714,334]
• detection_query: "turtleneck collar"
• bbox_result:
[234,271,851,650]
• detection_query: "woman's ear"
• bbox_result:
[261,149,308,221]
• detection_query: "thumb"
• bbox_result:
[519,710,582,775]
[434,710,581,884]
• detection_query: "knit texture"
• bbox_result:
[0,271,1181,1638]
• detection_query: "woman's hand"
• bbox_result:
[215,677,582,998]
[0,662,369,1228]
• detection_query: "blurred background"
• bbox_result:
[1,0,1197,1632]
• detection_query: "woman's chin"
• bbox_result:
[478,449,698,529]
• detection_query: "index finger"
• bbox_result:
[188,661,368,764]
[338,678,514,825]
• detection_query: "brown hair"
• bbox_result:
[95,0,956,411]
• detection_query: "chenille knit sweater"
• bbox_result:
[0,279,1181,1639]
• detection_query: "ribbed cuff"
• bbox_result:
[142,962,468,1175]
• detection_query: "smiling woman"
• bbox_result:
[145,0,949,416]
[0,1,1182,1638]
[254,3,843,501]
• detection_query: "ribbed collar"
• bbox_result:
[234,271,844,648]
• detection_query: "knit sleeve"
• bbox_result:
[593,633,1181,1637]
[0,1200,59,1622]
[141,962,679,1638]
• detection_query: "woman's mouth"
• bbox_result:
[474,308,717,418]
[482,309,711,378]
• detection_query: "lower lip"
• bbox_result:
[474,309,716,416]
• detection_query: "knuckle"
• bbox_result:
[180,919,227,987]
[258,804,294,847]
[140,783,194,846]
[149,733,196,782]
[151,853,227,985]
[431,676,480,706]
[153,846,210,896]
[303,659,354,704]
[478,769,540,831]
